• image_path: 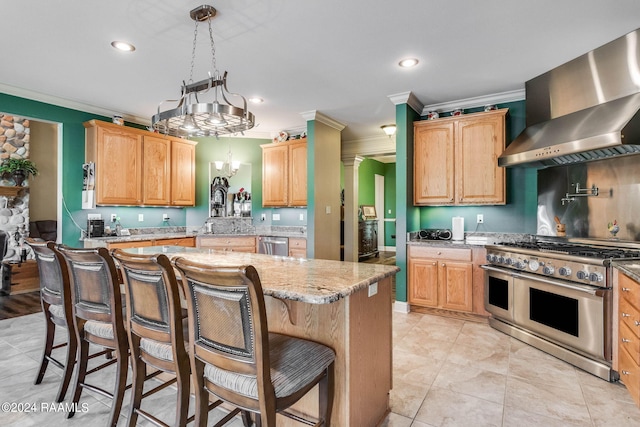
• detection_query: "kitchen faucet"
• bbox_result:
[561,182,599,205]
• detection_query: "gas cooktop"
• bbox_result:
[498,241,640,260]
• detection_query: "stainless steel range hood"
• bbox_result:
[499,28,640,168]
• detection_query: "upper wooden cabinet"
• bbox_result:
[261,138,307,207]
[414,109,507,206]
[84,120,197,206]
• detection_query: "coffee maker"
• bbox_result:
[87,219,105,237]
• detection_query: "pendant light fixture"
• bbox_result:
[151,5,255,138]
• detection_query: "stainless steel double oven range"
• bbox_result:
[483,239,640,381]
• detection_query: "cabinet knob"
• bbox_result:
[459,198,463,202]
[622,312,631,317]
[622,287,631,292]
[432,262,437,266]
[437,251,442,255]
[622,338,631,343]
[622,370,631,376]
[636,320,640,327]
[442,263,446,267]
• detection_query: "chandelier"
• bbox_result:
[214,147,240,179]
[151,5,255,138]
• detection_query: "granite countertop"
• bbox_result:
[613,260,640,282]
[121,246,398,304]
[85,231,198,244]
[407,232,534,248]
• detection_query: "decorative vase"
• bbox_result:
[12,170,26,186]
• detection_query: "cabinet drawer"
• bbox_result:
[620,320,640,365]
[107,240,154,249]
[289,237,307,249]
[619,295,640,337]
[155,237,195,247]
[198,236,256,248]
[618,341,640,402]
[619,273,640,308]
[409,245,472,261]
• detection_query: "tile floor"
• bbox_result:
[2,310,640,426]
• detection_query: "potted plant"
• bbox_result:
[0,158,38,186]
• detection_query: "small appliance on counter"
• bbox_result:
[451,216,464,241]
[418,229,452,240]
[87,219,105,238]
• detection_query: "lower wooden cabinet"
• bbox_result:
[618,272,640,406]
[197,236,257,253]
[288,237,307,258]
[408,245,489,317]
[409,246,473,312]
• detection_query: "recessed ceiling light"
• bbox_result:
[249,97,264,104]
[398,58,419,68]
[111,41,136,52]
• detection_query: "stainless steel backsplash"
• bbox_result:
[538,155,640,241]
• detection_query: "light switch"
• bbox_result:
[325,206,331,214]
[299,213,304,221]
[138,214,144,222]
[272,213,280,221]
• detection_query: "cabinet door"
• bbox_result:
[106,240,153,249]
[95,126,143,205]
[171,139,196,206]
[262,144,288,207]
[439,261,473,312]
[155,237,196,247]
[142,135,171,205]
[409,259,439,307]
[456,111,506,204]
[414,122,455,205]
[289,141,307,206]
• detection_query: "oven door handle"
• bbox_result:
[481,265,512,274]
[512,270,605,296]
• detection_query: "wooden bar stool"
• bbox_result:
[173,258,336,427]
[27,239,77,402]
[58,246,129,427]
[111,250,193,427]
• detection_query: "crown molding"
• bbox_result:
[421,89,525,114]
[0,83,151,126]
[300,110,346,131]
[388,91,424,114]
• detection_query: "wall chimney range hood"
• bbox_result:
[499,28,640,168]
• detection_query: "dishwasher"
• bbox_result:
[257,236,289,256]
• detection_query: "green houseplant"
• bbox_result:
[0,158,38,186]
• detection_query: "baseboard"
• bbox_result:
[393,301,410,313]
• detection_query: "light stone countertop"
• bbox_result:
[613,260,640,282]
[120,246,399,305]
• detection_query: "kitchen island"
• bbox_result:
[122,246,399,426]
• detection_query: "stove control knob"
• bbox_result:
[589,272,604,283]
[528,259,540,272]
[543,265,555,275]
[497,256,505,264]
[504,258,513,265]
[515,260,525,269]
[576,271,588,280]
[558,267,572,277]
[487,254,497,263]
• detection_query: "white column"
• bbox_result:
[342,155,363,262]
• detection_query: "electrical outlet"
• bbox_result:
[368,282,378,297]
[260,213,266,221]
[477,214,484,224]
[162,214,169,221]
[138,214,144,222]
[299,213,304,221]
[111,214,117,222]
[272,213,280,221]
[88,213,101,220]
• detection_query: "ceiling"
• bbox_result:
[3,1,640,143]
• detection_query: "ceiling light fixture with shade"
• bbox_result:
[381,124,397,137]
[151,4,255,138]
[398,58,419,68]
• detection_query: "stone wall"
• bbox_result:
[0,113,31,261]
